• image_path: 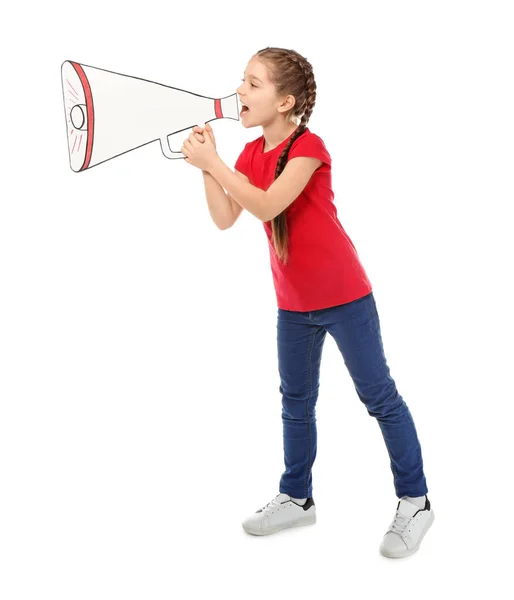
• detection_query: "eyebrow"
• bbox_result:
[243,72,263,83]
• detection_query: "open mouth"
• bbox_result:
[240,103,249,115]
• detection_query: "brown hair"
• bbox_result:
[254,47,317,265]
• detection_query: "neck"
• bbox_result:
[262,119,301,151]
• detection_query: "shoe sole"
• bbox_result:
[242,512,316,536]
[380,510,435,558]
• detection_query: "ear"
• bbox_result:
[279,94,296,114]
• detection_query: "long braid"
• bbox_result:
[256,48,317,265]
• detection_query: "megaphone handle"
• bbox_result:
[160,135,186,160]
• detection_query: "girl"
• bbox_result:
[181,47,434,558]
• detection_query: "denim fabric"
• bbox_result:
[277,291,429,499]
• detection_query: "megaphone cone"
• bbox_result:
[61,60,240,172]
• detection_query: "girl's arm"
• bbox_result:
[201,169,245,230]
[208,156,322,223]
[208,158,268,222]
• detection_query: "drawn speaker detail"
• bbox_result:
[61,60,240,172]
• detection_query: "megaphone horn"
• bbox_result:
[61,60,240,172]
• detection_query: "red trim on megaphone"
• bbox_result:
[70,61,94,171]
[214,98,223,119]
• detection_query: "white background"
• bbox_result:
[1,1,513,598]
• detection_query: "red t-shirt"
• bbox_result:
[234,127,372,312]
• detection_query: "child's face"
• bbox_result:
[237,58,294,128]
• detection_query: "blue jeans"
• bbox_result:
[277,291,429,500]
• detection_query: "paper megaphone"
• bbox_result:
[61,60,240,172]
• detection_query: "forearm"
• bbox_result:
[201,170,235,230]
[208,157,267,222]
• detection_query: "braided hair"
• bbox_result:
[254,47,317,265]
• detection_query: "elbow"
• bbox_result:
[259,191,271,222]
[259,206,272,222]
[218,219,234,231]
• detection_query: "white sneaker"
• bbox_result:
[379,495,435,558]
[242,493,316,536]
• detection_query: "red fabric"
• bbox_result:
[234,127,372,311]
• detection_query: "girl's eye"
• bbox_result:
[240,78,256,87]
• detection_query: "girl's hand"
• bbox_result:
[191,123,216,148]
[181,123,219,172]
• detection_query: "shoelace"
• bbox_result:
[260,496,282,514]
[390,510,412,536]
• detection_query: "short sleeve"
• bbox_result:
[234,143,250,176]
[288,133,331,168]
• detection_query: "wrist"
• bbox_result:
[207,155,223,175]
